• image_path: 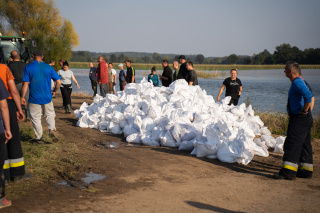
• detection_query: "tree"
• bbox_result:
[196,54,205,64]
[274,43,302,64]
[227,54,238,64]
[243,56,252,64]
[0,0,79,69]
[110,54,117,63]
[152,52,162,63]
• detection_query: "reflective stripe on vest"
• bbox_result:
[282,161,298,172]
[299,163,313,172]
[3,157,25,169]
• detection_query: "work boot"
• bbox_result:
[64,105,68,114]
[10,173,32,182]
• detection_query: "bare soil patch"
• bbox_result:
[6,94,320,213]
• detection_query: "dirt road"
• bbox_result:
[6,95,320,213]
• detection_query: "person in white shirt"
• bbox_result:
[108,63,117,94]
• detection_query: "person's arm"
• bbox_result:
[310,97,315,111]
[131,75,135,83]
[239,86,243,96]
[21,81,29,106]
[0,99,12,143]
[71,74,80,89]
[52,79,61,97]
[8,80,24,122]
[217,84,226,102]
[114,73,116,85]
[188,81,193,86]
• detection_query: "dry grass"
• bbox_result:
[69,62,320,71]
[258,112,320,139]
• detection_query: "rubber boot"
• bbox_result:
[67,104,71,114]
[64,105,68,114]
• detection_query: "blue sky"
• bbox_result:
[55,0,320,57]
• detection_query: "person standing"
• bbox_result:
[48,60,55,67]
[0,62,26,183]
[89,62,98,97]
[118,63,126,91]
[0,78,12,209]
[8,51,28,118]
[217,69,242,106]
[108,63,117,94]
[186,62,198,86]
[96,56,108,97]
[21,50,61,143]
[58,61,80,114]
[148,66,159,87]
[125,60,135,83]
[172,61,179,82]
[159,59,172,87]
[273,62,313,180]
[176,55,188,80]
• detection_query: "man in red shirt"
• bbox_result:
[96,56,108,97]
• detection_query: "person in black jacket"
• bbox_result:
[159,59,172,87]
[176,55,188,80]
[89,62,98,97]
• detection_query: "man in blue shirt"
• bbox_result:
[21,50,61,142]
[274,61,313,180]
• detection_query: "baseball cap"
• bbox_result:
[178,55,186,60]
[118,63,123,67]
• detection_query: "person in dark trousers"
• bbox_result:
[176,55,188,80]
[125,60,135,83]
[159,59,172,87]
[89,62,98,97]
[0,62,26,184]
[217,68,242,106]
[58,61,80,113]
[273,62,313,180]
[186,62,198,86]
[172,61,179,82]
[7,51,28,119]
[118,63,126,91]
[148,66,159,86]
[0,78,12,209]
[97,56,108,97]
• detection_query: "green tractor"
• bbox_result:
[0,32,36,64]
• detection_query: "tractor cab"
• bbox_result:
[0,32,35,64]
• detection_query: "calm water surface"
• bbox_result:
[70,69,320,115]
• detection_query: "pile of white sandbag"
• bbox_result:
[74,79,285,165]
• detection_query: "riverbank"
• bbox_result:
[69,62,320,71]
[6,93,320,212]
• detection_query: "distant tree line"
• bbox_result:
[70,43,320,64]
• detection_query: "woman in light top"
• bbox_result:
[58,61,80,113]
[147,66,159,87]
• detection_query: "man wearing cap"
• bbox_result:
[177,55,188,80]
[89,62,98,97]
[21,50,61,143]
[125,60,135,83]
[159,59,172,87]
[118,63,126,91]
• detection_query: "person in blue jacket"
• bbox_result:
[148,66,159,87]
[274,61,313,180]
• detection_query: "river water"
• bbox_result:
[71,69,320,115]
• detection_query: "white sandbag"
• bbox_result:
[178,139,195,151]
[260,127,272,136]
[160,130,176,147]
[126,133,141,143]
[261,135,276,148]
[194,141,219,158]
[274,136,286,154]
[142,136,160,146]
[217,142,238,163]
[123,125,139,138]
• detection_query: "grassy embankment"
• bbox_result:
[8,93,320,198]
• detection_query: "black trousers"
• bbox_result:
[119,82,126,91]
[60,85,72,106]
[91,80,98,96]
[0,134,6,198]
[228,97,239,106]
[280,113,313,178]
[4,100,25,180]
